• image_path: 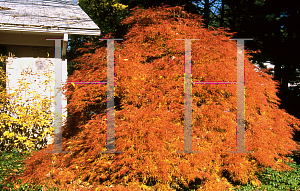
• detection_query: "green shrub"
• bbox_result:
[233,157,300,191]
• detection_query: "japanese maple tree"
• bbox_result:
[11,4,300,190]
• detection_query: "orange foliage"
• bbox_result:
[10,4,300,190]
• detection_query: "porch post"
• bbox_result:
[45,35,70,153]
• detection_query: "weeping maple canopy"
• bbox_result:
[14,4,300,190]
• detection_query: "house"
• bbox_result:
[0,0,101,146]
[254,61,300,89]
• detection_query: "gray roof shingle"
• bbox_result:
[0,0,101,35]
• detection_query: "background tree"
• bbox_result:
[223,0,300,88]
[215,0,300,138]
[119,0,201,13]
[67,0,130,77]
[11,5,300,190]
[195,0,300,94]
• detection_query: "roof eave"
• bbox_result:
[0,25,101,36]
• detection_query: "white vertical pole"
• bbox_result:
[62,33,68,128]
[45,37,70,153]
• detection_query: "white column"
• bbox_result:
[45,35,70,153]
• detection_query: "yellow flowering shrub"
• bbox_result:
[0,55,55,153]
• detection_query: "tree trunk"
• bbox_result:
[203,0,210,28]
[220,0,225,28]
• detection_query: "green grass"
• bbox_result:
[231,156,300,191]
[0,148,59,191]
[1,148,300,191]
